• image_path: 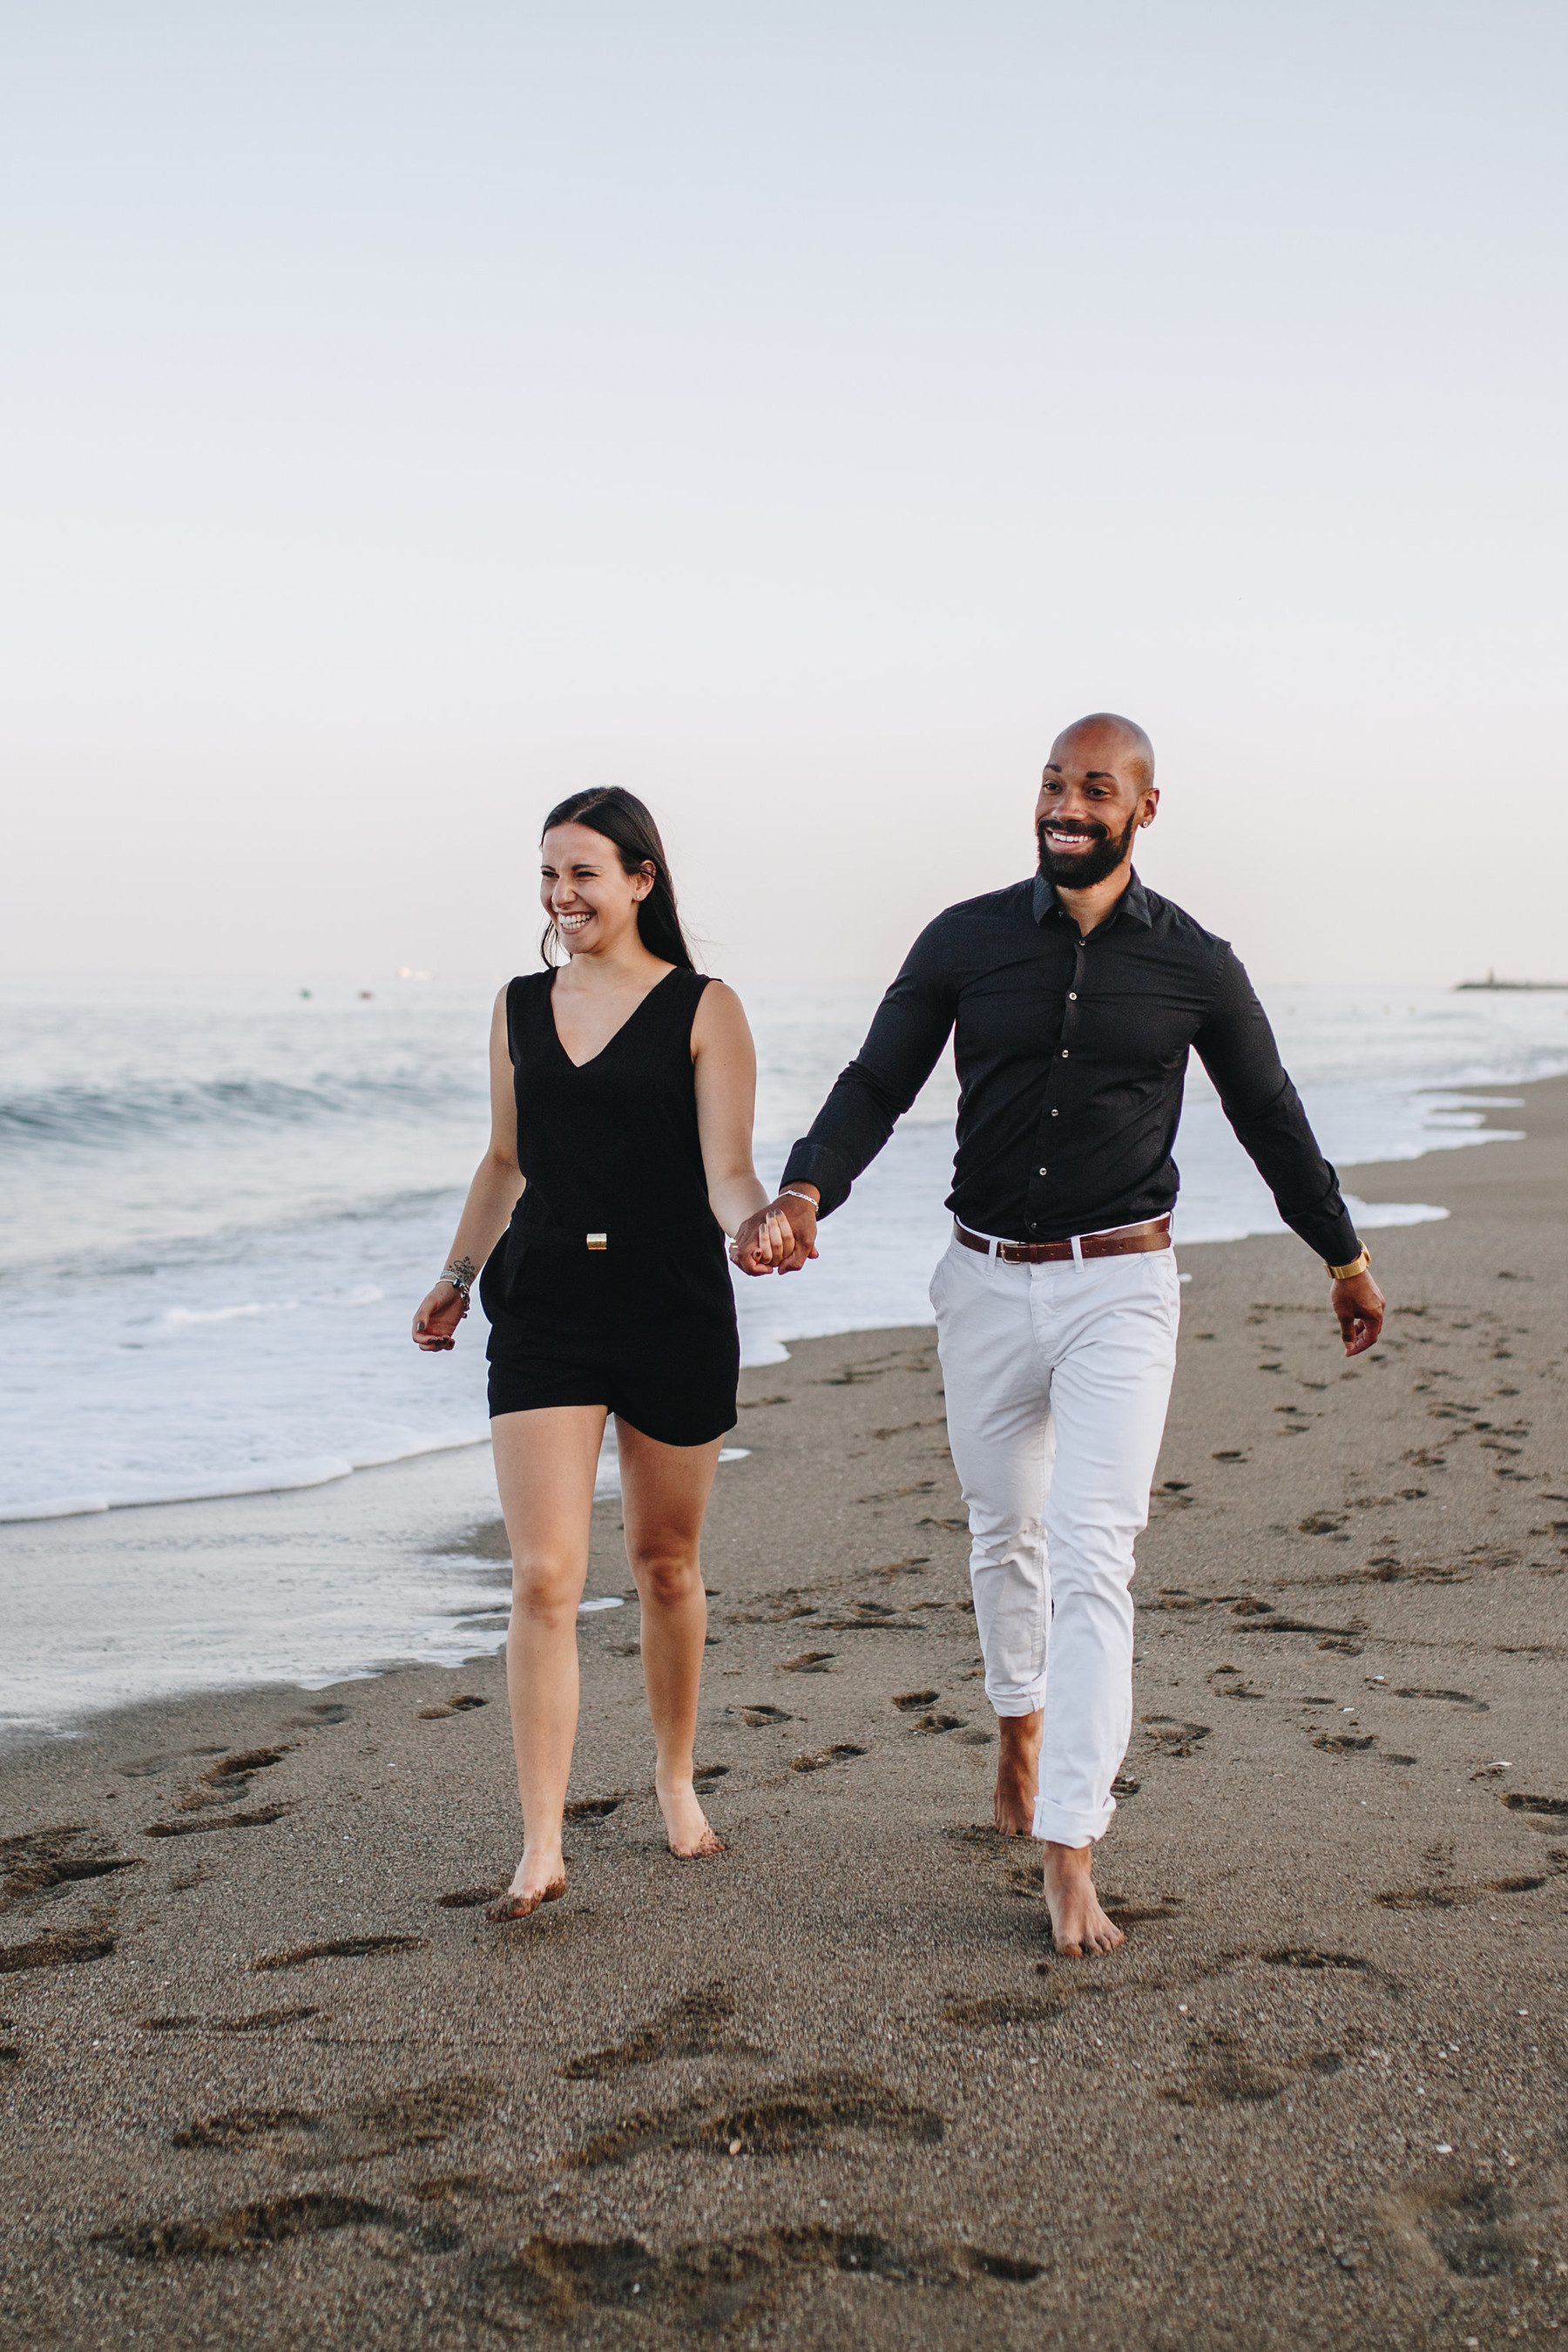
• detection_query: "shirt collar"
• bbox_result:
[1031,868,1152,931]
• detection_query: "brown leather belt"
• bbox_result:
[953,1215,1172,1266]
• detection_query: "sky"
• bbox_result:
[3,2,1564,987]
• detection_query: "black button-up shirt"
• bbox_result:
[781,870,1361,1266]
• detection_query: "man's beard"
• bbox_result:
[1036,809,1139,890]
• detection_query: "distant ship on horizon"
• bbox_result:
[1455,970,1568,991]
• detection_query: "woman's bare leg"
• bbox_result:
[616,1419,724,1858]
[487,1405,606,1917]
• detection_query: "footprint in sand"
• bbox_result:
[1260,1947,1375,1976]
[1159,2029,1344,2107]
[1375,1876,1546,1911]
[1139,1718,1212,1759]
[1390,1687,1490,1713]
[559,2066,941,2171]
[1502,1792,1568,1820]
[169,2076,497,2165]
[472,2223,1040,2328]
[0,1921,117,1976]
[144,1805,291,1841]
[251,1934,426,1971]
[96,2193,460,2263]
[790,1745,867,1774]
[139,2006,322,2033]
[558,1981,752,2079]
[941,1988,1080,2024]
[2,1827,142,1901]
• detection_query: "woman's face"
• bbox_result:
[539,823,651,957]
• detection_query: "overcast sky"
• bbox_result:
[3,3,1564,986]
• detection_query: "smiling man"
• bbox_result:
[733,713,1385,1957]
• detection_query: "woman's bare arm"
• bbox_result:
[411,988,527,1351]
[691,983,803,1274]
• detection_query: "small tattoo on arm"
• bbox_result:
[449,1257,477,1288]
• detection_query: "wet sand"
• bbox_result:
[3,1078,1566,2349]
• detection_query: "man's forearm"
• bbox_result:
[1197,955,1360,1269]
[1223,1085,1361,1267]
[781,936,956,1216]
[781,1058,930,1215]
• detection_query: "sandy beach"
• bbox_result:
[3,1077,1566,2350]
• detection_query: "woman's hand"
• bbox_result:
[729,1207,791,1274]
[412,1280,469,1351]
[729,1197,819,1276]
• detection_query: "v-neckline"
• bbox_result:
[547,966,678,1071]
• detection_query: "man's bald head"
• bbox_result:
[1048,713,1155,794]
[1035,712,1160,901]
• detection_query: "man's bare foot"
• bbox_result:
[1040,1840,1123,1957]
[994,1710,1044,1835]
[485,1855,567,1923]
[657,1774,724,1859]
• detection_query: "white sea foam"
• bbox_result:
[163,1300,301,1325]
[2,976,1563,1524]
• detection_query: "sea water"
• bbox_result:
[2,972,1564,1730]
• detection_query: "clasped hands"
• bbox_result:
[730,1189,819,1277]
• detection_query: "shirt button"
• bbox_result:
[1037,1166,1047,1176]
[1068,991,1077,1001]
[1051,1108,1058,1117]
[1061,1048,1069,1058]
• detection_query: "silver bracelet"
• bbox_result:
[775,1189,818,1209]
[438,1262,474,1301]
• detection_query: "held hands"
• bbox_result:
[730,1192,820,1277]
[412,1280,468,1351]
[1332,1268,1386,1357]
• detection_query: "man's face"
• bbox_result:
[1034,726,1158,891]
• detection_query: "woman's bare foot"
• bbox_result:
[1040,1840,1123,1957]
[485,1854,567,1923]
[657,1774,724,1859]
[993,1710,1044,1835]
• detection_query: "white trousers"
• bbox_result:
[929,1236,1181,1847]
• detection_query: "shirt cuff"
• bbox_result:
[780,1140,853,1219]
[1320,1217,1362,1271]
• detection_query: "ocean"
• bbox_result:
[3,970,1565,1734]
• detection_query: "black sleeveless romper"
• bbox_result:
[479,968,740,1447]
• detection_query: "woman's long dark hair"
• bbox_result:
[539,787,696,972]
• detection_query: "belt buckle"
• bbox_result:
[586,1233,608,1252]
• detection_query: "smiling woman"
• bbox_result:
[409,787,797,1925]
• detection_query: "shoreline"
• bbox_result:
[0,1074,1551,1749]
[1,1044,1554,1534]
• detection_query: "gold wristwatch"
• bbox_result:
[1327,1246,1370,1281]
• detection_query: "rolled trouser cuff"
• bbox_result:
[1033,1796,1114,1847]
[988,1680,1049,1719]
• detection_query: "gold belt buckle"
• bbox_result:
[586,1232,608,1252]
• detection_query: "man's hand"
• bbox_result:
[731,1190,820,1276]
[1332,1268,1385,1357]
